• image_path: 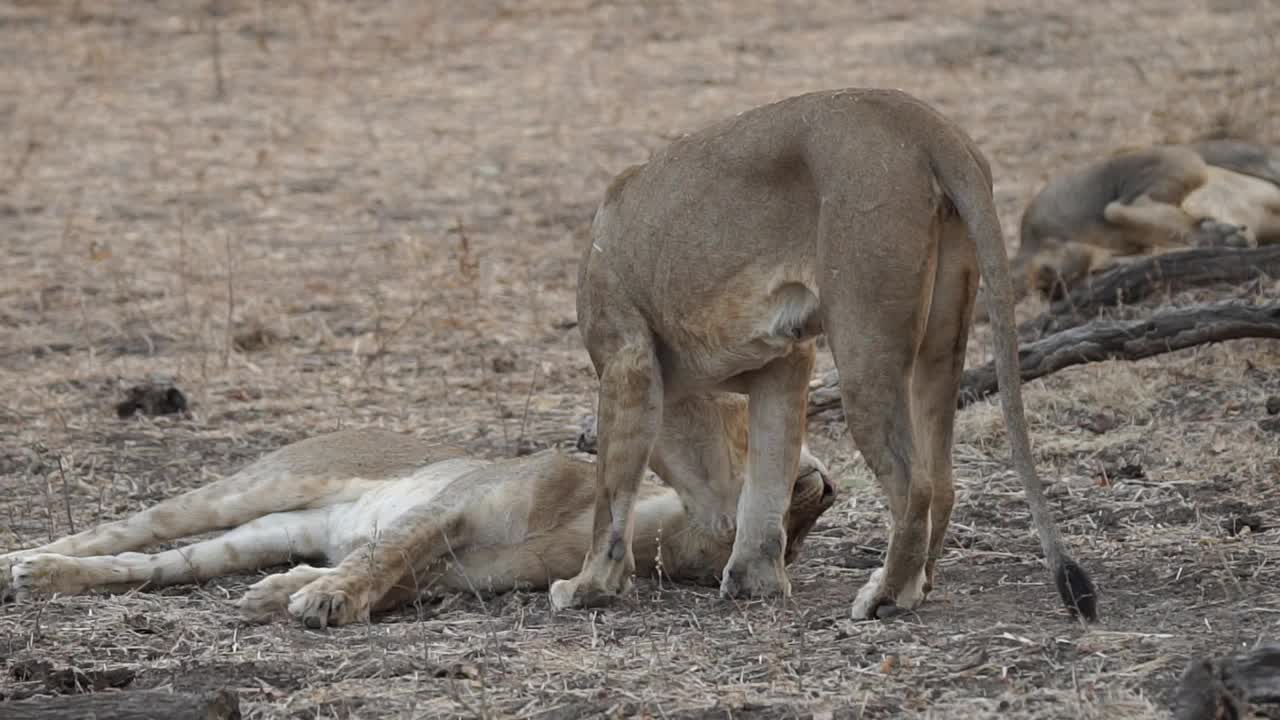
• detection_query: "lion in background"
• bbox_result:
[1005,138,1280,304]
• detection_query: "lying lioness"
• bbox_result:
[555,88,1097,621]
[0,401,836,628]
[1011,139,1280,301]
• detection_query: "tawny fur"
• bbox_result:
[1008,139,1280,302]
[0,407,836,629]
[553,88,1097,622]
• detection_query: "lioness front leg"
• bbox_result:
[288,510,465,628]
[9,509,329,601]
[720,342,816,599]
[549,340,662,610]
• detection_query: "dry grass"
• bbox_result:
[2,0,1279,718]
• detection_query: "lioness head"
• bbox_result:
[783,446,838,565]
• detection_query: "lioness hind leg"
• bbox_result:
[916,220,980,597]
[719,341,816,599]
[819,202,937,620]
[549,337,662,611]
[9,508,329,600]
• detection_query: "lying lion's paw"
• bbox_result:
[548,576,628,611]
[1192,218,1253,249]
[719,554,790,600]
[287,576,371,629]
[0,554,24,603]
[238,566,334,622]
[11,554,91,599]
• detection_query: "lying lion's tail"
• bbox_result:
[925,126,1099,622]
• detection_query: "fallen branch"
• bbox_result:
[1,689,240,720]
[1020,245,1280,338]
[1172,643,1280,720]
[808,300,1280,415]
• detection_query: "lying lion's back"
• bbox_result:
[243,428,470,482]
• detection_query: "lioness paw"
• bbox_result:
[548,576,629,610]
[287,577,371,629]
[238,566,335,623]
[851,567,927,620]
[0,554,23,603]
[11,554,91,599]
[719,554,790,600]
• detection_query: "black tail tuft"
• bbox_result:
[1055,559,1099,622]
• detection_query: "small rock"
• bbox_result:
[1113,462,1146,480]
[1265,396,1280,416]
[116,381,188,419]
[232,325,279,352]
[490,354,518,374]
[1079,413,1118,435]
[1220,514,1265,536]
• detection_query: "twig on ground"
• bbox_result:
[1020,245,1280,339]
[56,457,74,535]
[208,3,226,101]
[222,231,235,369]
[3,688,240,720]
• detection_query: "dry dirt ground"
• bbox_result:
[2,1,1279,718]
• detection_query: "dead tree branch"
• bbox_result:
[1172,643,1280,720]
[808,300,1280,415]
[2,689,240,720]
[1020,245,1280,339]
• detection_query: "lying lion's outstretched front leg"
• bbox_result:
[1,453,368,601]
[720,342,816,599]
[10,508,329,600]
[549,334,662,610]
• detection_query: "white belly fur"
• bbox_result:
[323,458,493,559]
[1184,166,1280,244]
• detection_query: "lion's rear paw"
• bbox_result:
[11,554,92,599]
[287,576,371,629]
[850,567,927,621]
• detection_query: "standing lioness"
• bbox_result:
[0,398,836,629]
[554,88,1097,621]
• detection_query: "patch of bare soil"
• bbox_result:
[2,1,1278,718]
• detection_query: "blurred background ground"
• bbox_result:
[1,1,1278,718]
